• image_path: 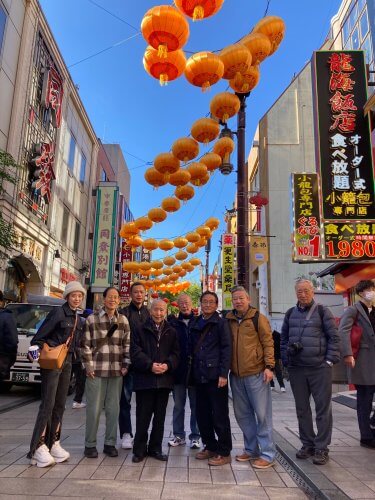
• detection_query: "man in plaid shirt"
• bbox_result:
[81,287,130,458]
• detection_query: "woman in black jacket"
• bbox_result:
[131,299,179,463]
[27,281,86,467]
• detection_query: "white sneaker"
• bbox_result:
[50,440,70,463]
[270,386,274,391]
[168,436,186,447]
[280,387,286,393]
[72,401,86,409]
[30,444,56,468]
[190,439,201,449]
[121,434,133,449]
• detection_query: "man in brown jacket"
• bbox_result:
[226,286,276,469]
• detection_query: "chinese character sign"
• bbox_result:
[41,66,64,129]
[312,51,375,220]
[120,242,132,302]
[324,221,375,260]
[222,233,235,310]
[91,186,119,289]
[250,236,269,267]
[30,142,56,203]
[291,173,322,261]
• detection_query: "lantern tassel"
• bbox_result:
[202,81,211,92]
[159,73,169,86]
[222,113,229,122]
[193,5,204,21]
[158,44,168,58]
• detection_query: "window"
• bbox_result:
[67,134,76,172]
[100,168,108,182]
[0,5,6,53]
[359,9,369,41]
[362,35,373,64]
[352,26,360,49]
[342,17,351,45]
[73,220,80,253]
[357,0,366,14]
[349,1,358,30]
[80,154,86,183]
[61,207,69,245]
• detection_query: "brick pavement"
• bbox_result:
[0,391,308,499]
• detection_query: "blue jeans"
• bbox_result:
[172,384,200,440]
[230,372,276,462]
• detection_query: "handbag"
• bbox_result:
[39,314,78,370]
[350,311,362,359]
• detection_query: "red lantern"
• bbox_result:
[249,193,269,232]
[151,292,159,299]
[163,298,170,304]
[171,301,178,307]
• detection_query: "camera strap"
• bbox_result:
[296,303,318,344]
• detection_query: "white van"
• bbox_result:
[1,296,76,393]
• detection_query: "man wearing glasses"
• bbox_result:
[189,291,232,466]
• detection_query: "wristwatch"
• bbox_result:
[325,360,333,367]
[265,365,274,372]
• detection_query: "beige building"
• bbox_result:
[0,0,99,300]
[246,0,374,329]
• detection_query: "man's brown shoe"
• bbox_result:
[208,455,231,466]
[235,452,258,462]
[195,449,216,460]
[252,458,275,469]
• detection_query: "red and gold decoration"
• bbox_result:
[144,167,168,189]
[148,207,167,223]
[175,185,195,202]
[191,118,220,144]
[172,137,199,162]
[240,32,271,65]
[253,15,286,55]
[154,153,180,176]
[184,51,224,91]
[174,0,224,21]
[210,92,241,122]
[143,46,187,85]
[219,44,252,82]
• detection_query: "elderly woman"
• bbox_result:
[339,279,375,449]
[27,281,86,467]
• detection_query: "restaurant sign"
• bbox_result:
[222,233,235,310]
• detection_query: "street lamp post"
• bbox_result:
[236,93,249,291]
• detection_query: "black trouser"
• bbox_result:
[195,380,232,456]
[72,361,86,403]
[119,371,133,438]
[288,365,333,451]
[270,360,285,389]
[355,384,375,441]
[28,354,72,457]
[133,388,170,458]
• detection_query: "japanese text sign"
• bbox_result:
[91,185,118,290]
[291,173,322,261]
[250,236,269,267]
[324,221,375,260]
[222,233,235,310]
[312,51,375,221]
[120,242,132,302]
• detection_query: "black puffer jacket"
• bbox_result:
[131,318,180,391]
[168,312,195,385]
[0,309,18,354]
[281,301,340,367]
[119,302,150,332]
[189,312,231,384]
[31,302,83,355]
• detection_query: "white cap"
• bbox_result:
[63,281,86,299]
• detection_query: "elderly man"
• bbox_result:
[118,282,150,449]
[189,291,232,466]
[227,286,276,469]
[168,293,200,449]
[339,280,375,449]
[131,299,179,463]
[281,279,340,465]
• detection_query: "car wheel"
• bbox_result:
[0,382,13,393]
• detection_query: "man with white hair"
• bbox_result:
[131,299,179,463]
[168,294,200,449]
[281,279,340,465]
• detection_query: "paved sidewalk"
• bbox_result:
[271,382,375,499]
[0,391,307,500]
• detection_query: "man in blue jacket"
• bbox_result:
[190,291,232,466]
[281,279,340,465]
[168,293,200,449]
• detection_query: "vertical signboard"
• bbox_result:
[222,233,235,310]
[291,173,322,261]
[312,51,375,221]
[250,236,269,267]
[91,185,118,290]
[120,242,132,303]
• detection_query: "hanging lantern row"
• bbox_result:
[141,7,285,88]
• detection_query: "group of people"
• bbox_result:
[12,276,375,469]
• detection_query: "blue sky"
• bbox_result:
[40,0,342,284]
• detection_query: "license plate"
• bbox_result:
[11,372,29,383]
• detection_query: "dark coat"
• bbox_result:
[168,312,195,385]
[0,309,18,354]
[130,318,180,391]
[189,312,231,384]
[280,301,340,368]
[119,302,150,332]
[31,302,83,355]
[272,331,281,360]
[339,302,375,385]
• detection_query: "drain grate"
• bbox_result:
[276,451,321,499]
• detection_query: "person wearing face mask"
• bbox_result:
[339,279,375,449]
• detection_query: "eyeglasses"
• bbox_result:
[201,300,216,305]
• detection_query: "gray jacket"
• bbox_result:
[281,301,340,368]
[339,302,375,385]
